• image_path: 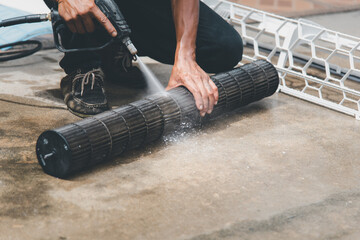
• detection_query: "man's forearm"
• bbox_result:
[171,0,199,61]
[168,0,218,117]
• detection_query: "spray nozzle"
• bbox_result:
[122,37,138,59]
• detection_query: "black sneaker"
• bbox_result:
[60,68,110,118]
[101,43,146,89]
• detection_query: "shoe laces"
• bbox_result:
[73,69,103,96]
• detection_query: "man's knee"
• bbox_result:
[218,29,243,70]
[198,28,243,73]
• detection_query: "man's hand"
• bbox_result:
[166,55,218,117]
[57,0,117,37]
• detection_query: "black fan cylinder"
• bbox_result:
[36,60,279,178]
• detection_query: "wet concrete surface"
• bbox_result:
[1,13,360,240]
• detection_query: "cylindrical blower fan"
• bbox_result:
[36,60,279,178]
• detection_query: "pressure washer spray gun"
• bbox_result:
[0,0,138,59]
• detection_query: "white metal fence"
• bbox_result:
[204,0,360,120]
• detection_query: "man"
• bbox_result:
[44,0,243,117]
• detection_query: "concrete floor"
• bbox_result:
[1,11,360,240]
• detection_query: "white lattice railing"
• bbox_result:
[203,0,360,120]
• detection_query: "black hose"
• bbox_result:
[0,13,49,62]
[0,14,49,27]
[0,40,42,62]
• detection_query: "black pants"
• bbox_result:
[44,0,243,74]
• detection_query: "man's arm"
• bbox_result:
[166,0,219,117]
[55,0,117,36]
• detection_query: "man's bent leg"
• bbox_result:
[196,2,243,73]
[43,0,108,117]
[45,0,242,74]
[116,0,243,73]
[42,0,102,74]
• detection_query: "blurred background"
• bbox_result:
[0,0,48,13]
